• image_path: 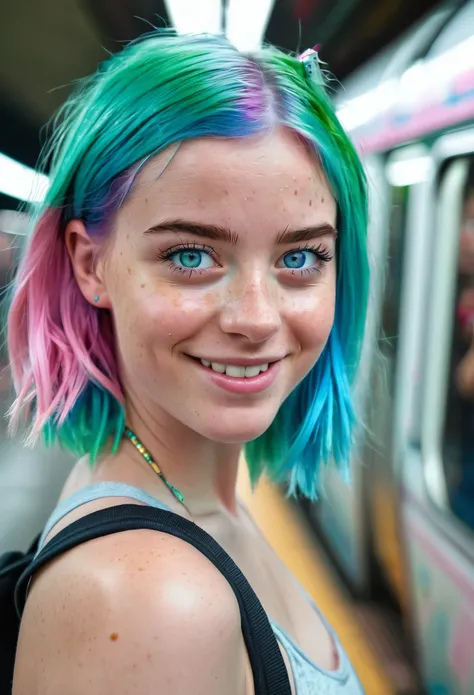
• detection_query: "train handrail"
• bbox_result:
[420,156,469,508]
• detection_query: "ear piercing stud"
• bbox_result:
[93,296,99,303]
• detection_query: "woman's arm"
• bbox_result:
[13,529,247,695]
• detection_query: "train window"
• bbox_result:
[442,159,474,531]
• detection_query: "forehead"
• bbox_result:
[121,128,336,231]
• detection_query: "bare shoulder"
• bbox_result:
[14,529,247,695]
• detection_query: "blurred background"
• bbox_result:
[1,1,474,694]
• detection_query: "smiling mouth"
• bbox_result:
[199,360,270,378]
[186,356,279,378]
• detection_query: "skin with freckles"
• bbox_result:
[67,128,336,515]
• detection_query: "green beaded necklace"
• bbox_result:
[123,426,185,505]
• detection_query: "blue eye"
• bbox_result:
[169,249,214,270]
[281,249,318,270]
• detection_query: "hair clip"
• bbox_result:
[299,45,324,86]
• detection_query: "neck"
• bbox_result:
[123,404,242,517]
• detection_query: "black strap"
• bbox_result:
[16,504,291,695]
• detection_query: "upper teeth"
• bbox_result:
[200,360,269,377]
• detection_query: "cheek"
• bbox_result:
[114,278,218,348]
[285,279,336,350]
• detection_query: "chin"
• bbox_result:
[197,410,276,445]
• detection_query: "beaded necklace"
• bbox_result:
[123,426,185,505]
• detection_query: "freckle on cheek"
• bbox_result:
[110,632,119,641]
[141,283,146,288]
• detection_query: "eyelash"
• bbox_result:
[156,241,334,276]
[296,243,334,272]
[156,242,218,276]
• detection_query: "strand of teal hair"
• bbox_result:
[42,384,124,463]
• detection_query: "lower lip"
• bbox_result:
[194,359,281,394]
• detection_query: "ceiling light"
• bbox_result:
[0,153,49,203]
[337,35,474,134]
[164,0,222,35]
[225,0,275,52]
[336,79,397,132]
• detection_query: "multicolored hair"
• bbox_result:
[8,32,369,498]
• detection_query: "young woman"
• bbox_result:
[9,32,369,694]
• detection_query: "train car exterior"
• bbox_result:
[308,2,474,693]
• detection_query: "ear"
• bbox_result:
[65,220,111,309]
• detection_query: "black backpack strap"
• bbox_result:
[16,504,291,695]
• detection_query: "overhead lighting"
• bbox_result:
[0,153,49,204]
[336,79,397,132]
[386,156,431,187]
[164,0,222,35]
[337,35,474,134]
[425,34,474,87]
[225,0,275,52]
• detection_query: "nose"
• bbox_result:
[219,273,282,344]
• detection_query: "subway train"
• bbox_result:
[305,2,474,694]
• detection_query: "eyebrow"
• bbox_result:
[144,219,337,245]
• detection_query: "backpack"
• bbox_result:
[0,535,40,694]
[0,504,292,695]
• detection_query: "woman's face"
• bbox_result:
[101,128,337,442]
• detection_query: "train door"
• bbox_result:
[366,146,434,618]
[401,129,474,695]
